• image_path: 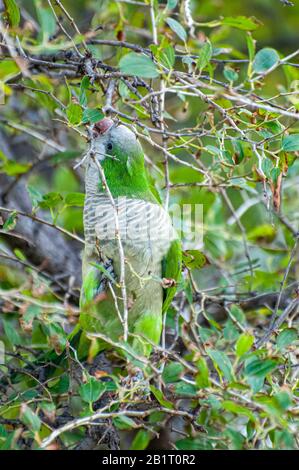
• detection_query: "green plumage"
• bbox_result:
[79,120,182,360]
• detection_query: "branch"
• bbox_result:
[40,404,193,449]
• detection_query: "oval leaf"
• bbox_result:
[166,18,187,42]
[119,53,159,78]
[276,328,297,350]
[82,108,104,124]
[253,48,279,73]
[207,349,234,381]
[282,134,299,152]
[236,333,254,357]
[245,359,278,378]
[197,40,213,72]
[79,377,106,404]
[66,103,83,125]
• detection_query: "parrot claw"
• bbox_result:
[162,277,176,288]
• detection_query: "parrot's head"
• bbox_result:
[85,118,149,196]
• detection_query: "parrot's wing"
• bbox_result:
[162,238,182,313]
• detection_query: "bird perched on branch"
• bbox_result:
[76,118,182,363]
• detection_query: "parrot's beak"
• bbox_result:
[93,118,114,136]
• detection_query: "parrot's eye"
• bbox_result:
[107,142,113,151]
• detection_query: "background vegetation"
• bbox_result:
[0,0,298,450]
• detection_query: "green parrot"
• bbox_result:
[78,118,181,361]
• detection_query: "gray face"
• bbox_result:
[91,123,142,164]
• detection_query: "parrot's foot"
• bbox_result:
[162,277,176,288]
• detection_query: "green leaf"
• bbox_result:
[248,223,276,243]
[82,108,104,124]
[224,320,239,342]
[229,305,245,325]
[50,374,69,394]
[2,316,21,345]
[36,7,56,42]
[245,359,278,378]
[267,120,284,133]
[20,405,41,433]
[222,16,260,31]
[262,158,273,178]
[119,53,159,78]
[150,385,174,409]
[173,381,198,396]
[0,159,31,176]
[225,428,245,450]
[79,377,106,404]
[236,333,254,357]
[167,0,178,9]
[22,305,40,329]
[0,425,8,438]
[253,48,279,73]
[183,250,206,269]
[3,0,20,27]
[44,322,67,354]
[166,18,187,42]
[2,211,17,231]
[197,40,213,72]
[40,402,56,421]
[176,438,213,450]
[64,192,85,207]
[159,45,175,69]
[118,81,131,98]
[224,67,239,82]
[66,103,83,125]
[113,415,136,430]
[0,432,17,450]
[195,357,210,388]
[162,362,184,383]
[131,430,151,450]
[79,76,90,107]
[246,33,256,62]
[246,33,256,78]
[39,192,63,209]
[282,134,299,152]
[15,249,28,262]
[222,400,255,421]
[247,375,265,394]
[207,349,234,381]
[274,391,292,411]
[0,60,19,79]
[27,185,43,210]
[276,328,297,350]
[273,429,295,449]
